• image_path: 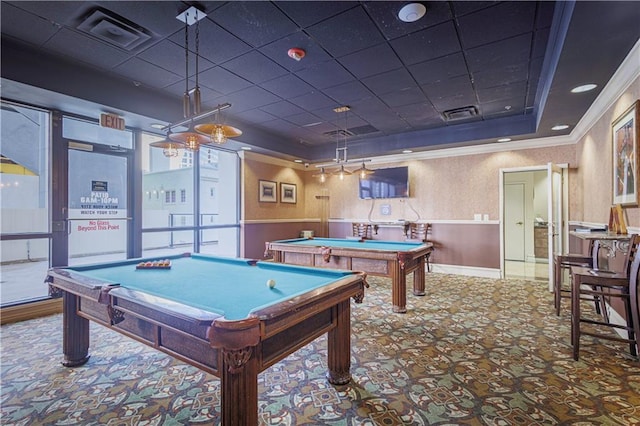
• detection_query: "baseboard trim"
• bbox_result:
[431,264,501,279]
[1,298,62,325]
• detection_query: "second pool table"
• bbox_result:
[265,237,433,313]
[46,253,367,426]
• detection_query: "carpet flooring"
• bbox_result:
[1,273,640,425]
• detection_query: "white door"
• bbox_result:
[505,183,526,261]
[547,163,564,291]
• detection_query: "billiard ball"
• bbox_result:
[266,279,276,288]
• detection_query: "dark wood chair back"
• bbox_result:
[352,223,373,239]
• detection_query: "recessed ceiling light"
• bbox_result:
[402,149,413,154]
[551,124,569,131]
[571,84,597,93]
[398,3,426,22]
[240,146,252,151]
[497,138,511,142]
[150,123,165,129]
[294,159,303,163]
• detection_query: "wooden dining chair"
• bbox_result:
[406,223,433,272]
[352,223,373,240]
[553,239,601,316]
[570,234,640,361]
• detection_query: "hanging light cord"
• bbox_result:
[183,12,190,119]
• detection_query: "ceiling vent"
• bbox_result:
[323,129,354,138]
[442,105,479,121]
[77,9,151,51]
[348,125,379,135]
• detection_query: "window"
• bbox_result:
[1,101,51,305]
[140,132,239,258]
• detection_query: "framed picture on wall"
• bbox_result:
[280,182,297,204]
[259,180,277,203]
[612,100,640,206]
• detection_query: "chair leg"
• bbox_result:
[624,297,638,357]
[631,284,640,359]
[554,260,561,316]
[571,274,580,360]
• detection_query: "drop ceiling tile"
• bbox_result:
[138,39,214,77]
[296,60,354,89]
[531,28,550,59]
[364,1,453,40]
[260,74,314,99]
[211,1,298,48]
[451,2,499,17]
[472,62,528,89]
[259,100,305,117]
[224,86,281,112]
[222,51,288,84]
[465,33,532,73]
[362,68,415,95]
[409,52,469,85]
[322,81,375,104]
[197,67,253,95]
[395,102,440,122]
[171,19,252,65]
[1,3,61,46]
[422,75,476,112]
[42,28,131,69]
[390,20,461,66]
[338,43,403,79]
[306,6,384,57]
[234,108,278,124]
[477,81,527,103]
[275,1,356,28]
[5,0,88,26]
[283,111,325,127]
[113,57,182,89]
[289,91,336,111]
[480,97,526,117]
[378,87,428,108]
[457,2,536,49]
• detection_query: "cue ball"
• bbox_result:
[266,279,276,288]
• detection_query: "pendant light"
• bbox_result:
[150,131,182,157]
[152,6,239,155]
[356,162,375,179]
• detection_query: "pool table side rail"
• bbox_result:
[46,268,367,378]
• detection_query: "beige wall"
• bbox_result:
[575,75,640,227]
[309,146,576,223]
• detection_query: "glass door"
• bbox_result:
[67,147,129,266]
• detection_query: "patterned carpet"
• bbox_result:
[2,273,640,425]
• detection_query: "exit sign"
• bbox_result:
[100,113,125,130]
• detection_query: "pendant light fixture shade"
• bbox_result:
[312,167,328,183]
[357,162,375,179]
[150,134,183,157]
[195,123,242,145]
[332,165,352,180]
[169,128,210,151]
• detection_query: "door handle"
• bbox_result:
[516,221,523,225]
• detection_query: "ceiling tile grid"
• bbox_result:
[2,1,639,161]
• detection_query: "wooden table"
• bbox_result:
[46,253,366,426]
[265,237,433,313]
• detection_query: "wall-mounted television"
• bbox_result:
[358,166,409,199]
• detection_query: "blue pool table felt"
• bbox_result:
[66,254,354,320]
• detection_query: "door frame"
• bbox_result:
[499,164,569,280]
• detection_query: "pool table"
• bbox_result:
[46,253,366,426]
[265,237,433,313]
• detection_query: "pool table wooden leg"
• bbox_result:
[62,292,90,367]
[390,261,407,313]
[326,299,352,385]
[412,257,426,296]
[220,348,259,426]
